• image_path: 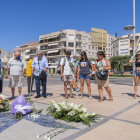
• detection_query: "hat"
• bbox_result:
[81,51,86,55]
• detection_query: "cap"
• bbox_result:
[81,51,86,55]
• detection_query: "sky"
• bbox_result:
[0,0,140,52]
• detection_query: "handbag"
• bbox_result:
[96,71,108,80]
[38,59,46,80]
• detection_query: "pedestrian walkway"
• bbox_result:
[0,83,140,140]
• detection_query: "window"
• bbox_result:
[120,40,128,46]
[89,45,90,49]
[71,50,74,55]
[120,49,129,54]
[68,42,74,47]
[68,35,74,40]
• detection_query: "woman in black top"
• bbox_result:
[129,51,140,98]
[77,51,93,99]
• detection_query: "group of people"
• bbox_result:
[0,48,140,102]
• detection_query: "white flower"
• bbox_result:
[0,94,6,100]
[37,135,40,138]
[82,108,87,113]
[47,137,51,140]
[44,135,48,138]
[92,112,96,116]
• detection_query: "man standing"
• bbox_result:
[32,50,48,98]
[26,56,35,93]
[73,55,80,92]
[60,49,75,99]
[6,51,26,99]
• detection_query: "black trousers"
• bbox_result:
[27,75,34,93]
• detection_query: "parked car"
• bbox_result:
[91,61,95,80]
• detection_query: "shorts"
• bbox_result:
[64,75,74,82]
[79,73,90,80]
[9,75,23,88]
[96,76,109,87]
[134,70,140,76]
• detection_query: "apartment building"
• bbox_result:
[106,34,117,59]
[13,41,39,62]
[39,29,91,73]
[0,48,13,66]
[112,33,140,56]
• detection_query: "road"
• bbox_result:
[3,75,134,87]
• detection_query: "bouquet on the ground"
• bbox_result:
[46,100,99,127]
[11,95,34,119]
[0,94,11,112]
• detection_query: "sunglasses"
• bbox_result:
[66,53,71,55]
[137,54,140,56]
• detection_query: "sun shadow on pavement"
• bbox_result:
[121,93,140,97]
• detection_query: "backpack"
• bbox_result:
[57,57,66,74]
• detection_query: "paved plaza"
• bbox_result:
[0,75,140,140]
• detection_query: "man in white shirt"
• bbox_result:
[6,51,26,99]
[60,49,76,99]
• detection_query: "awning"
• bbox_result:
[48,43,58,46]
[25,55,30,59]
[48,66,57,68]
[47,50,59,54]
[40,35,59,40]
[25,49,30,53]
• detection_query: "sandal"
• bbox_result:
[133,94,137,98]
[64,96,68,99]
[109,97,113,102]
[69,95,76,99]
[98,99,104,102]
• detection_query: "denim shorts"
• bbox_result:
[134,70,140,76]
[79,73,90,80]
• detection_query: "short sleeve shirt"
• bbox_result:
[60,57,74,75]
[74,62,78,73]
[79,59,92,75]
[7,58,26,75]
[95,58,108,72]
[0,60,3,80]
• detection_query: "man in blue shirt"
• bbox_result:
[32,50,48,98]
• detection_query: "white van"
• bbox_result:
[91,61,95,80]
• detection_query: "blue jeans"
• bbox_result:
[0,80,2,92]
[35,76,47,96]
[79,73,90,80]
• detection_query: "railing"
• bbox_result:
[75,38,82,41]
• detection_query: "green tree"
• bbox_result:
[109,55,132,71]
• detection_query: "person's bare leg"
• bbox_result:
[18,87,22,96]
[134,76,139,96]
[76,79,79,89]
[73,81,77,89]
[64,81,68,98]
[104,86,113,101]
[98,86,104,101]
[0,92,2,94]
[11,88,15,97]
[80,79,84,97]
[86,80,91,97]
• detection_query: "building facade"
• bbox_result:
[112,33,140,56]
[0,49,13,66]
[39,29,92,73]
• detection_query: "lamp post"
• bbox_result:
[124,0,135,86]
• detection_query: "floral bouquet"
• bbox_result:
[0,94,10,112]
[11,95,34,116]
[46,100,99,127]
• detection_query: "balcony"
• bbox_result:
[25,51,36,55]
[75,38,82,42]
[76,46,82,49]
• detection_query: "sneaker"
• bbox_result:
[79,96,83,99]
[76,88,80,92]
[89,96,93,99]
[73,88,76,91]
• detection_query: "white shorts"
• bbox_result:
[9,75,23,88]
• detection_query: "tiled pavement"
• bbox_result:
[0,81,140,140]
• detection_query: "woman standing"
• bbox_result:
[0,49,4,95]
[77,51,93,99]
[129,51,140,98]
[94,51,113,102]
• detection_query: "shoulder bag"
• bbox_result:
[38,59,46,80]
